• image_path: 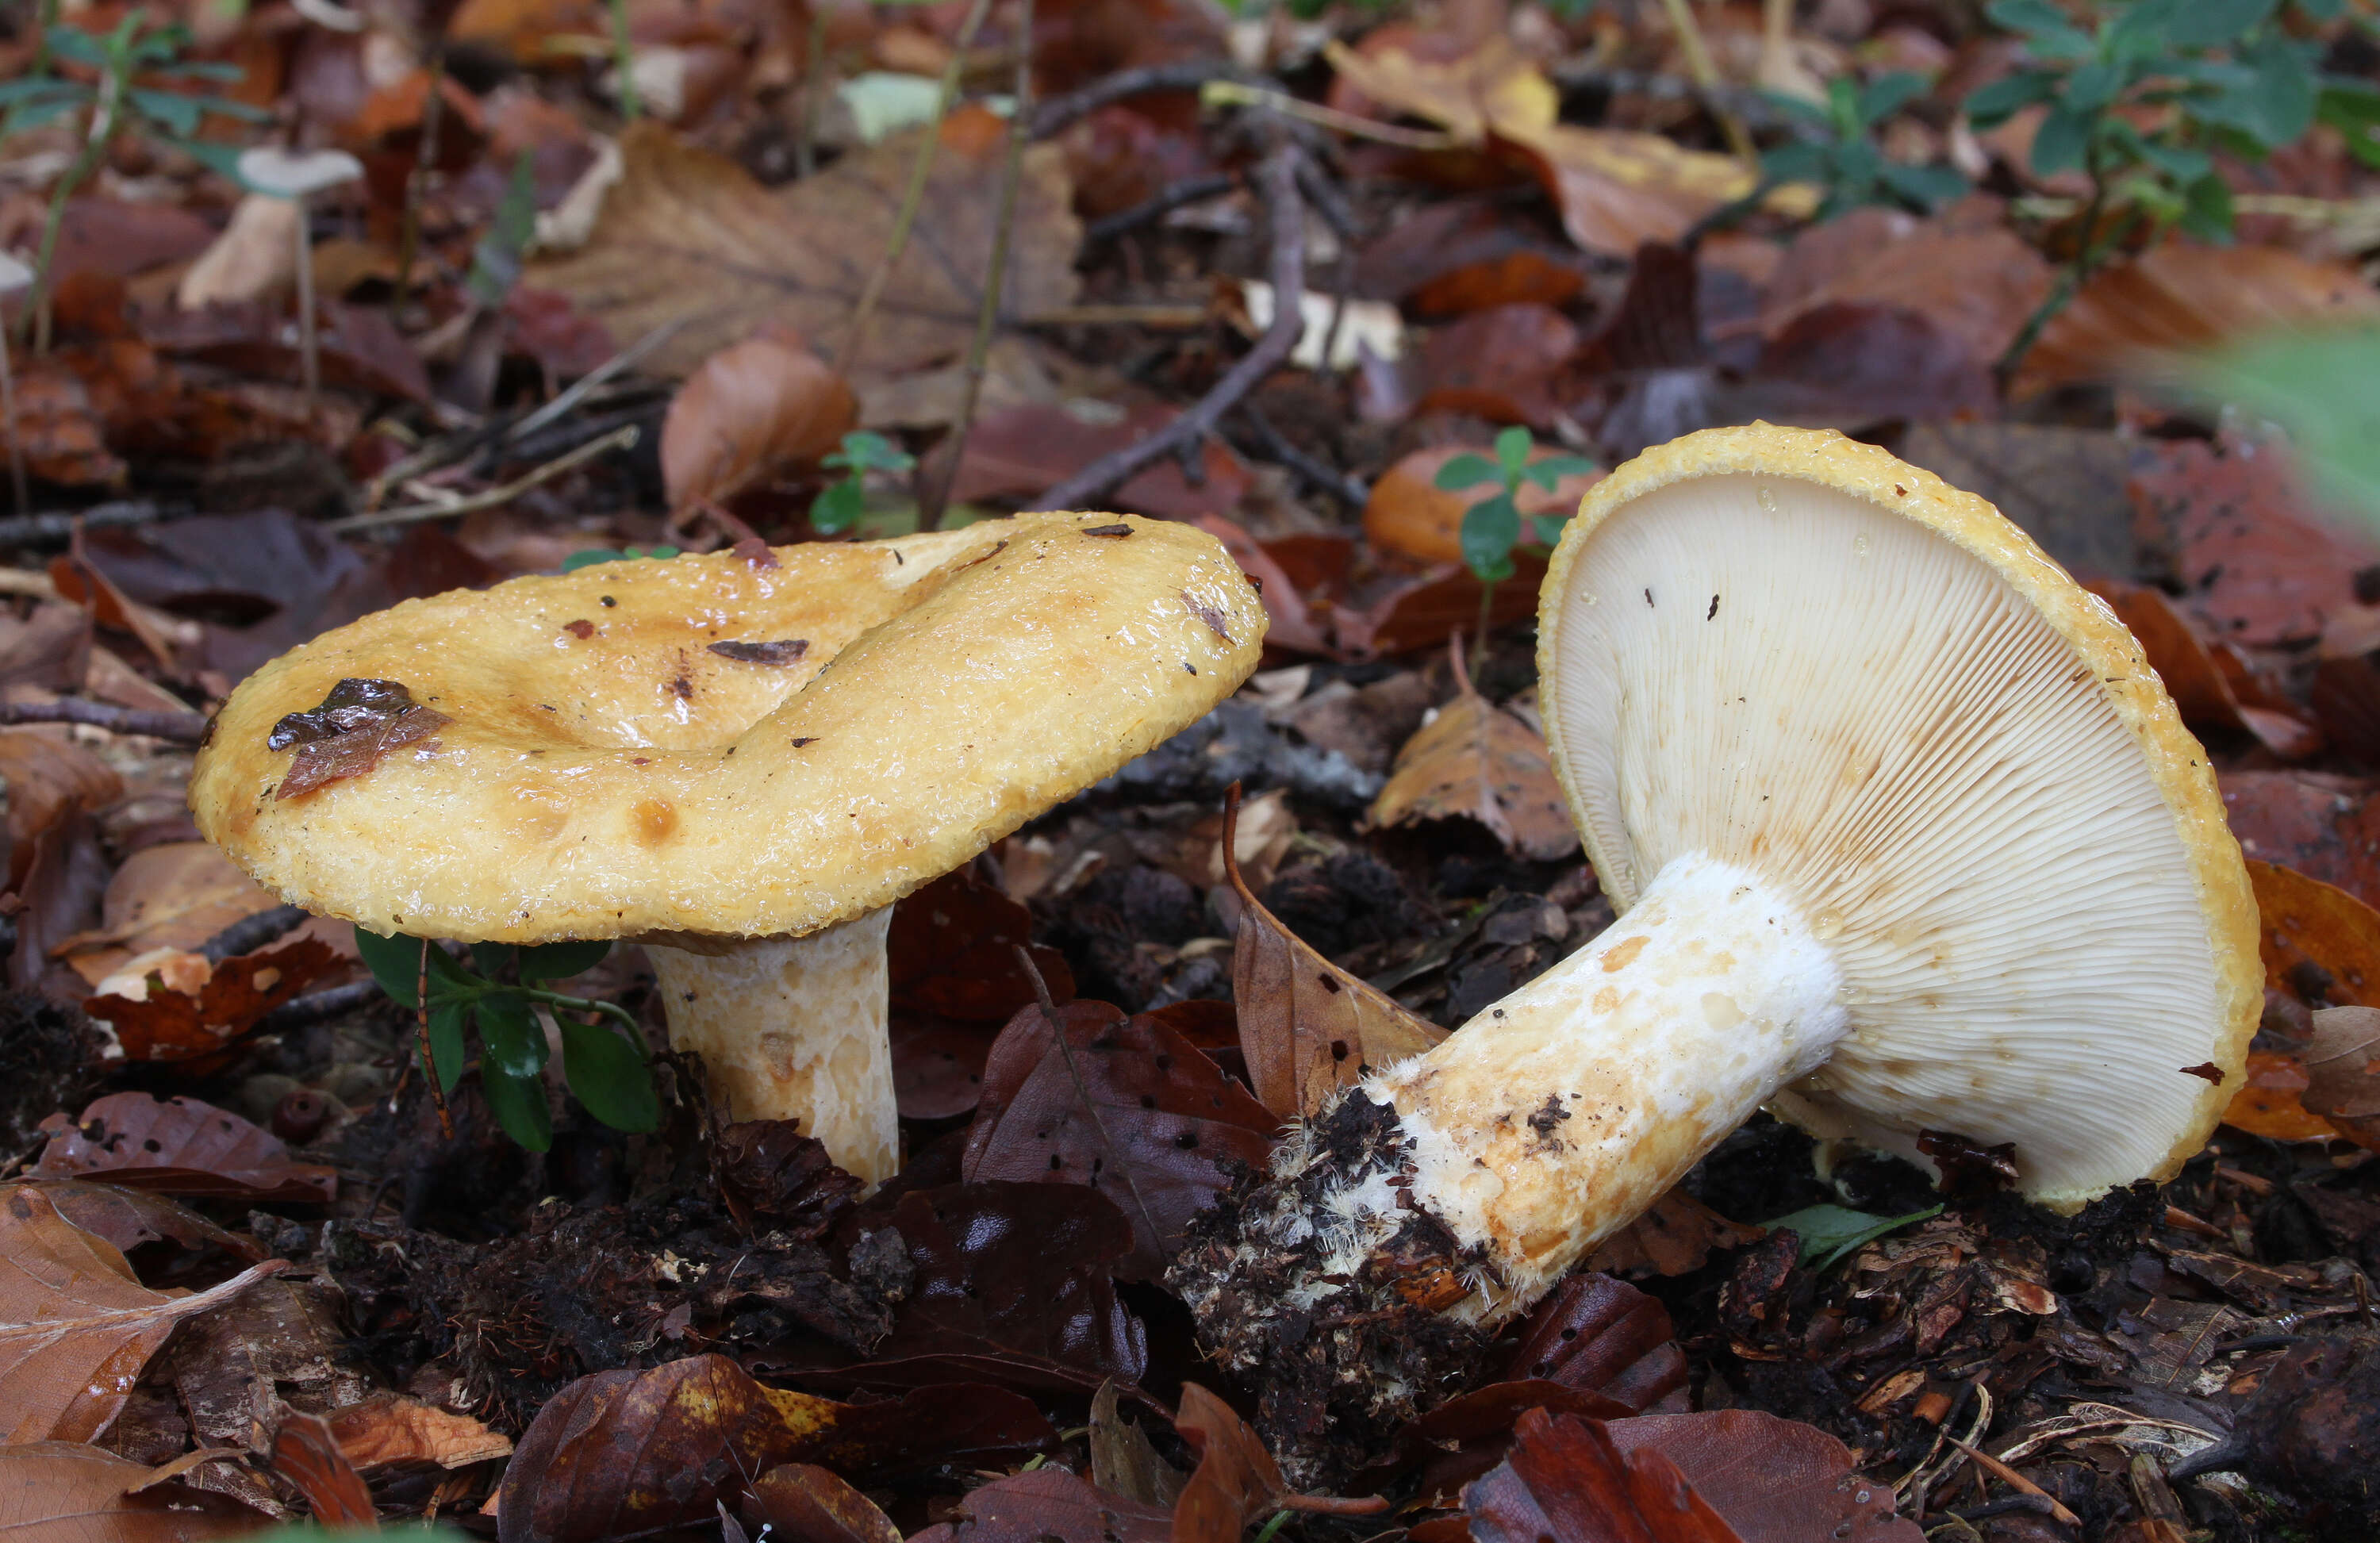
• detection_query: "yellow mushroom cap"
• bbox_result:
[192,512,1266,943]
[1536,424,2260,1211]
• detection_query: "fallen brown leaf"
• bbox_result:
[1366,445,1601,567]
[1224,789,1445,1119]
[271,1412,377,1529]
[1584,1189,1767,1280]
[1,1183,284,1443]
[83,937,345,1066]
[2247,858,2380,1006]
[2221,1050,2340,1143]
[31,1181,263,1268]
[1089,1378,1184,1509]
[1372,643,1577,860]
[2085,580,2320,758]
[325,1395,512,1471]
[1756,202,2052,370]
[529,119,1081,383]
[660,328,857,512]
[2303,1005,2380,1152]
[1172,1383,1286,1543]
[4,364,126,486]
[1503,1273,1688,1409]
[747,1465,900,1543]
[2015,241,2380,400]
[497,1354,1053,1543]
[1601,1411,1924,1543]
[908,1468,1171,1543]
[0,1442,259,1543]
[1464,1407,1744,1543]
[35,1093,336,1203]
[56,843,285,989]
[961,999,1277,1279]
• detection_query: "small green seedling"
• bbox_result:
[1761,72,1967,221]
[1433,426,1599,584]
[1763,1202,1944,1270]
[1,13,268,350]
[561,544,682,572]
[354,930,658,1151]
[812,430,916,534]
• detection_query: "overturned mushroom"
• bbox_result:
[1174,424,2259,1481]
[191,514,1266,1183]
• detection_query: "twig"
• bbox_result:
[393,41,447,317]
[1940,1437,2082,1530]
[1197,81,1457,150]
[0,500,182,547]
[1084,173,1238,245]
[200,904,309,962]
[919,0,1035,532]
[506,320,685,443]
[0,699,210,741]
[1277,1495,1389,1517]
[259,979,382,1033]
[330,423,639,533]
[1234,401,1368,511]
[1031,60,1261,140]
[1035,141,1305,512]
[832,0,999,378]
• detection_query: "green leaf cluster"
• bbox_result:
[1432,426,1597,584]
[1763,73,1969,221]
[812,431,916,534]
[0,16,267,168]
[1968,0,2347,247]
[353,929,658,1151]
[1763,1202,1944,1270]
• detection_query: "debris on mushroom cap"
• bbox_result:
[236,148,365,199]
[188,512,1268,944]
[1534,422,2262,1210]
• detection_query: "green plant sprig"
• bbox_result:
[812,430,916,534]
[354,929,658,1151]
[1434,427,1598,659]
[1761,71,1968,221]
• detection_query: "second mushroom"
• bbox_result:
[191,512,1268,1184]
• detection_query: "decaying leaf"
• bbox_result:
[1224,790,1445,1119]
[908,1468,1172,1543]
[1372,643,1578,860]
[1584,1189,1767,1280]
[1,1183,284,1443]
[961,1000,1278,1280]
[53,843,284,988]
[746,1464,900,1543]
[1464,1407,1743,1543]
[324,1395,512,1472]
[2247,858,2380,1007]
[1172,1383,1287,1543]
[0,1442,259,1543]
[1089,1379,1184,1509]
[83,937,344,1065]
[497,1354,1053,1543]
[2015,242,2380,401]
[269,678,451,800]
[36,1093,336,1203]
[32,1181,263,1269]
[2086,580,2319,758]
[2304,1005,2380,1152]
[1756,204,2052,373]
[1503,1273,1688,1409]
[270,1412,378,1528]
[660,329,858,512]
[528,119,1081,383]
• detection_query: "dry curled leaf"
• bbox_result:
[271,1412,378,1529]
[1,1183,284,1443]
[83,936,343,1065]
[1225,790,1445,1119]
[2304,1005,2380,1152]
[529,120,1080,384]
[0,1443,258,1543]
[1371,646,1578,861]
[1172,1384,1286,1543]
[661,330,858,512]
[960,1000,1278,1280]
[2085,580,2319,758]
[325,1395,512,1471]
[35,1093,336,1203]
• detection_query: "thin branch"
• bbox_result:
[0,499,180,548]
[1035,141,1306,512]
[330,423,639,533]
[919,0,1036,532]
[1031,60,1262,140]
[1234,401,1368,511]
[1084,173,1238,245]
[0,699,210,742]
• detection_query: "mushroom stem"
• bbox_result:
[1175,854,1844,1479]
[643,908,899,1184]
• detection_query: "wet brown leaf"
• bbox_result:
[2248,857,2380,1006]
[1172,1383,1285,1543]
[2223,775,2380,907]
[2304,1005,2380,1152]
[1464,1407,1743,1543]
[2223,1050,2340,1145]
[712,1123,862,1238]
[0,1443,257,1543]
[2015,242,2380,400]
[0,1182,284,1443]
[2129,439,2380,647]
[1414,305,1581,428]
[324,1395,512,1471]
[270,1412,377,1528]
[962,1000,1278,1280]
[890,866,1075,1023]
[1372,650,1577,860]
[1503,1273,1688,1409]
[271,676,451,801]
[1365,446,1600,567]
[2085,580,2320,758]
[83,937,345,1066]
[747,1464,900,1543]
[29,1182,263,1269]
[1758,203,2052,370]
[1089,1378,1184,1509]
[1225,791,1445,1119]
[1601,1412,1922,1543]
[661,329,858,512]
[35,1093,336,1204]
[497,1354,1054,1543]
[529,119,1080,383]
[1584,1190,1766,1280]
[909,1468,1172,1543]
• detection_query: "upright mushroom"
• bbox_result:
[1175,424,2259,1480]
[191,513,1266,1183]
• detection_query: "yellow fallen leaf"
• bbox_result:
[1371,643,1580,861]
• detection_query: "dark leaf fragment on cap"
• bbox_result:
[710,639,811,666]
[1082,524,1133,538]
[270,678,449,800]
[1182,592,1233,643]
